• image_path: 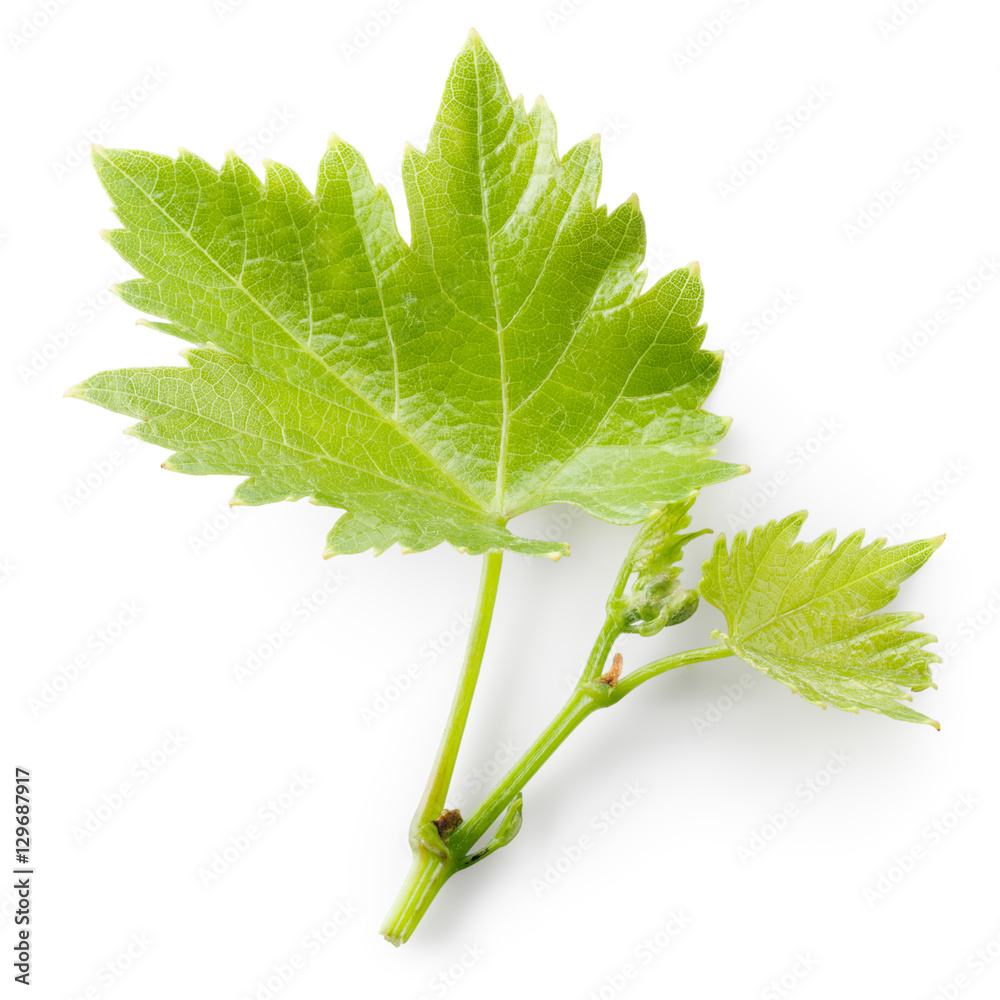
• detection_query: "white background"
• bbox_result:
[3,0,999,997]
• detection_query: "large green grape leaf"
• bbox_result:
[67,30,744,558]
[700,512,943,727]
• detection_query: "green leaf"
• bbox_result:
[67,30,744,558]
[700,512,943,727]
[610,497,708,635]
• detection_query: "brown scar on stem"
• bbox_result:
[433,809,463,838]
[600,652,623,687]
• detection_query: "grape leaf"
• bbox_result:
[700,512,943,727]
[66,30,744,558]
[610,497,708,635]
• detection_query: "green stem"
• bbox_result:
[580,614,620,684]
[448,688,597,856]
[382,576,732,944]
[409,550,503,837]
[612,643,732,699]
[380,845,455,948]
[450,642,731,856]
[381,551,503,945]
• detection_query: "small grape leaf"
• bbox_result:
[700,512,943,727]
[610,498,708,635]
[66,30,744,558]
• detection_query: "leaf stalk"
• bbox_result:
[409,550,504,841]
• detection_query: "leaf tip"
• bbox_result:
[63,382,85,400]
[466,26,484,46]
[90,143,109,163]
[686,260,701,278]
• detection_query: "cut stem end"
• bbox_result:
[380,846,455,947]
